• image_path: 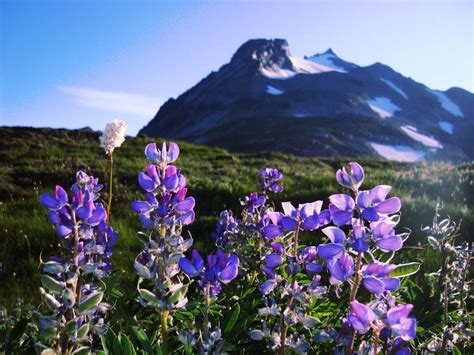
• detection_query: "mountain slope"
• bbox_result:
[140,38,474,161]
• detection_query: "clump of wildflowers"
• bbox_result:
[37,171,117,353]
[179,250,240,352]
[131,141,195,352]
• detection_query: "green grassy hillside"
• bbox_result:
[1,126,473,306]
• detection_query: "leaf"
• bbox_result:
[110,287,124,299]
[452,345,462,355]
[77,324,90,339]
[130,326,154,354]
[77,291,103,314]
[72,346,90,355]
[41,275,64,293]
[223,303,240,334]
[120,334,137,355]
[389,262,422,277]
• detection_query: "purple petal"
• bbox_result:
[349,162,364,185]
[369,185,392,204]
[262,225,282,239]
[303,215,320,231]
[175,197,195,213]
[318,210,331,225]
[76,205,93,219]
[191,249,204,271]
[259,280,277,295]
[391,318,417,341]
[254,195,266,207]
[376,235,403,252]
[322,227,346,244]
[131,200,153,213]
[48,211,61,224]
[281,216,297,231]
[363,276,385,295]
[145,143,159,162]
[281,202,296,217]
[318,243,344,261]
[88,206,106,225]
[387,304,413,324]
[219,261,239,283]
[163,174,179,191]
[331,210,353,226]
[167,142,180,162]
[179,257,198,276]
[269,242,284,254]
[352,238,369,253]
[362,207,379,221]
[382,277,401,291]
[377,197,401,214]
[55,186,68,205]
[138,172,157,192]
[267,212,283,225]
[57,224,72,238]
[178,210,195,225]
[305,262,323,274]
[351,300,376,325]
[265,254,284,268]
[140,214,154,228]
[336,169,352,188]
[40,193,59,209]
[329,194,354,211]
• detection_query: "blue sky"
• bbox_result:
[1,0,473,136]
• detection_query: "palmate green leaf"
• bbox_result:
[223,303,240,334]
[389,262,422,277]
[119,334,137,355]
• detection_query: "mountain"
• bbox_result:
[140,38,474,161]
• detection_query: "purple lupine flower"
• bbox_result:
[317,227,346,261]
[361,262,400,295]
[179,250,239,296]
[387,304,417,341]
[299,246,323,274]
[262,201,330,238]
[145,142,180,166]
[242,192,266,214]
[356,185,401,222]
[211,210,239,246]
[348,300,376,334]
[328,194,354,226]
[336,162,364,191]
[350,218,369,252]
[259,168,284,193]
[326,253,354,284]
[370,219,403,252]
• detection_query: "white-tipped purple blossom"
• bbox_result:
[259,168,284,193]
[348,301,376,334]
[145,142,180,166]
[99,120,127,155]
[336,162,364,191]
[356,185,401,222]
[362,262,400,295]
[387,304,417,341]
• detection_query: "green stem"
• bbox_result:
[279,221,301,355]
[346,253,363,355]
[160,310,169,354]
[106,153,113,222]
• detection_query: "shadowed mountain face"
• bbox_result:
[140,38,474,161]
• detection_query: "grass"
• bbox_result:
[0,126,473,307]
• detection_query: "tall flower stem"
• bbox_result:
[373,329,380,355]
[160,310,169,354]
[346,252,363,355]
[203,283,211,343]
[106,153,113,222]
[279,221,301,355]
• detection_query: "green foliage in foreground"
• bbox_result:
[0,127,473,354]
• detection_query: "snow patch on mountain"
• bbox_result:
[260,55,343,79]
[400,125,443,149]
[266,85,284,95]
[439,121,453,134]
[367,97,400,119]
[381,79,408,99]
[308,52,347,72]
[427,89,463,117]
[370,143,425,162]
[260,66,297,80]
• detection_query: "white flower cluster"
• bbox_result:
[100,120,127,155]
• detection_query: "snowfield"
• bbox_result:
[370,142,425,162]
[366,97,401,119]
[400,125,443,149]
